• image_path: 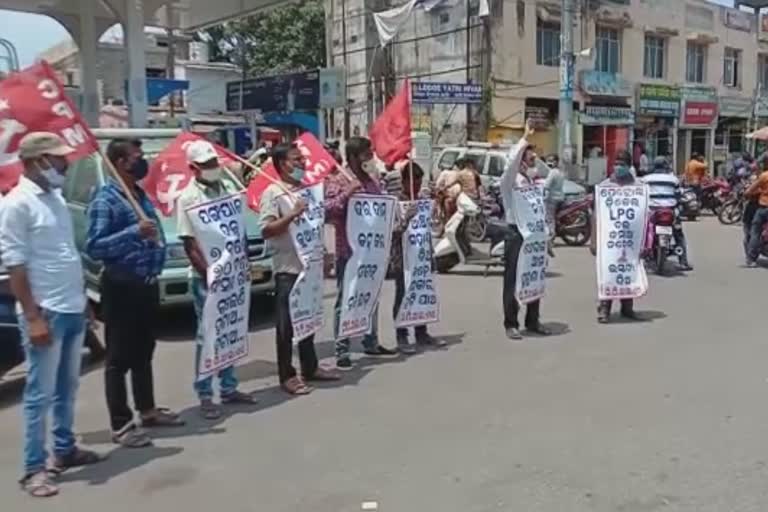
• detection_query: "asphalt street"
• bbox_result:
[1,218,767,512]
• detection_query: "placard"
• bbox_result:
[595,184,650,300]
[395,200,439,328]
[186,193,250,379]
[511,185,549,304]
[338,194,396,338]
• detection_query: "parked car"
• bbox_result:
[63,128,275,307]
[0,266,24,378]
[433,143,587,200]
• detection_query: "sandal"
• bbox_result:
[111,424,153,448]
[281,376,313,395]
[199,399,222,420]
[49,447,103,474]
[141,408,185,427]
[20,471,58,498]
[304,367,341,382]
[221,390,257,405]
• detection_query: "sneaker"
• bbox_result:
[678,263,694,272]
[747,260,758,268]
[416,333,446,347]
[597,315,609,324]
[363,345,399,357]
[506,327,523,340]
[336,357,353,370]
[399,344,418,354]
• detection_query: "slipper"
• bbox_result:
[199,400,222,420]
[221,390,257,405]
[141,408,185,427]
[304,368,341,382]
[111,425,152,448]
[281,376,313,395]
[20,471,58,498]
[49,447,103,474]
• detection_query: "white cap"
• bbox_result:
[185,140,218,164]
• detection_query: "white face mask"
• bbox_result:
[40,167,66,189]
[200,168,222,183]
[361,159,377,176]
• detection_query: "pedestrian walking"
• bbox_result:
[260,142,341,395]
[0,132,102,497]
[499,121,551,340]
[325,136,397,369]
[177,140,256,419]
[86,138,182,449]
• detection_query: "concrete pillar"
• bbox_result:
[124,0,147,127]
[78,0,100,126]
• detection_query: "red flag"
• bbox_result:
[0,61,99,193]
[369,81,412,167]
[144,132,239,215]
[246,132,338,211]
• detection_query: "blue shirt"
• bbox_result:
[85,180,166,278]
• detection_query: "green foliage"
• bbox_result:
[198,0,326,76]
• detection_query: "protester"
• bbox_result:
[325,136,396,369]
[86,138,182,447]
[0,132,101,497]
[499,121,551,340]
[542,154,565,257]
[389,162,443,353]
[743,166,768,267]
[591,150,644,323]
[637,144,649,176]
[260,142,341,395]
[641,156,693,271]
[434,162,461,219]
[685,153,708,191]
[176,140,257,417]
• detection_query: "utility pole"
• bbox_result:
[465,0,472,142]
[558,0,576,178]
[165,5,177,118]
[341,0,350,138]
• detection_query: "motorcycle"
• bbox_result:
[679,187,701,221]
[644,208,683,276]
[556,194,593,246]
[698,177,731,215]
[433,193,509,274]
[718,175,754,225]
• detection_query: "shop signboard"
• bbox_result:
[680,86,718,127]
[722,8,753,33]
[578,70,633,98]
[719,96,753,118]
[226,70,320,112]
[637,84,680,117]
[525,106,552,130]
[411,82,483,104]
[580,105,634,126]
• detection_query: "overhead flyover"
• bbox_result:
[0,0,290,126]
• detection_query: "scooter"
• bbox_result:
[644,208,684,276]
[433,193,510,274]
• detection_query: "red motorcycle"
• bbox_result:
[556,194,593,246]
[643,208,683,275]
[698,177,731,216]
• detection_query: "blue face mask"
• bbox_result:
[614,164,632,181]
[290,166,305,182]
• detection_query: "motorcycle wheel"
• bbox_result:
[560,212,591,246]
[435,253,460,273]
[718,200,742,225]
[686,213,698,221]
[655,246,667,276]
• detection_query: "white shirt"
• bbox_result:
[641,172,680,209]
[500,137,535,225]
[0,176,86,314]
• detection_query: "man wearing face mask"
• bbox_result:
[86,138,180,449]
[260,143,341,395]
[177,140,256,419]
[499,120,551,340]
[0,133,102,497]
[325,136,396,370]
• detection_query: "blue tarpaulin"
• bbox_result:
[145,78,189,104]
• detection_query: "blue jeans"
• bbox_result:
[191,277,239,400]
[333,257,378,361]
[19,310,85,475]
[747,207,768,263]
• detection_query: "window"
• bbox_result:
[65,155,101,205]
[724,47,741,88]
[464,152,487,174]
[437,150,460,170]
[686,42,705,83]
[536,20,561,67]
[595,27,620,73]
[643,35,665,79]
[760,55,768,90]
[439,12,450,24]
[487,155,506,177]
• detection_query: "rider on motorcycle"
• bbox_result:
[744,167,768,267]
[640,156,694,271]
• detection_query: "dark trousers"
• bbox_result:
[502,226,540,330]
[598,299,634,316]
[102,275,159,431]
[747,207,768,262]
[275,273,318,383]
[393,270,427,341]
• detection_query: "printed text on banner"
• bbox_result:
[512,184,549,304]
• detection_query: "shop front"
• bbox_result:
[717,96,752,168]
[634,84,680,170]
[677,86,718,175]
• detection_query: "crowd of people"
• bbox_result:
[3,122,768,499]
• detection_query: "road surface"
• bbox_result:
[1,218,766,512]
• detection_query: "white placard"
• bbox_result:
[395,200,439,328]
[338,194,397,338]
[186,193,250,380]
[277,183,326,342]
[511,184,549,304]
[595,183,650,300]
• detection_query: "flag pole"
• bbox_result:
[231,153,296,197]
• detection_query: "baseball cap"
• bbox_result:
[18,132,75,159]
[185,140,218,164]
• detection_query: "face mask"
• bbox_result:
[41,167,66,189]
[129,157,149,180]
[289,166,305,182]
[614,164,632,181]
[201,168,222,182]
[361,159,377,176]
